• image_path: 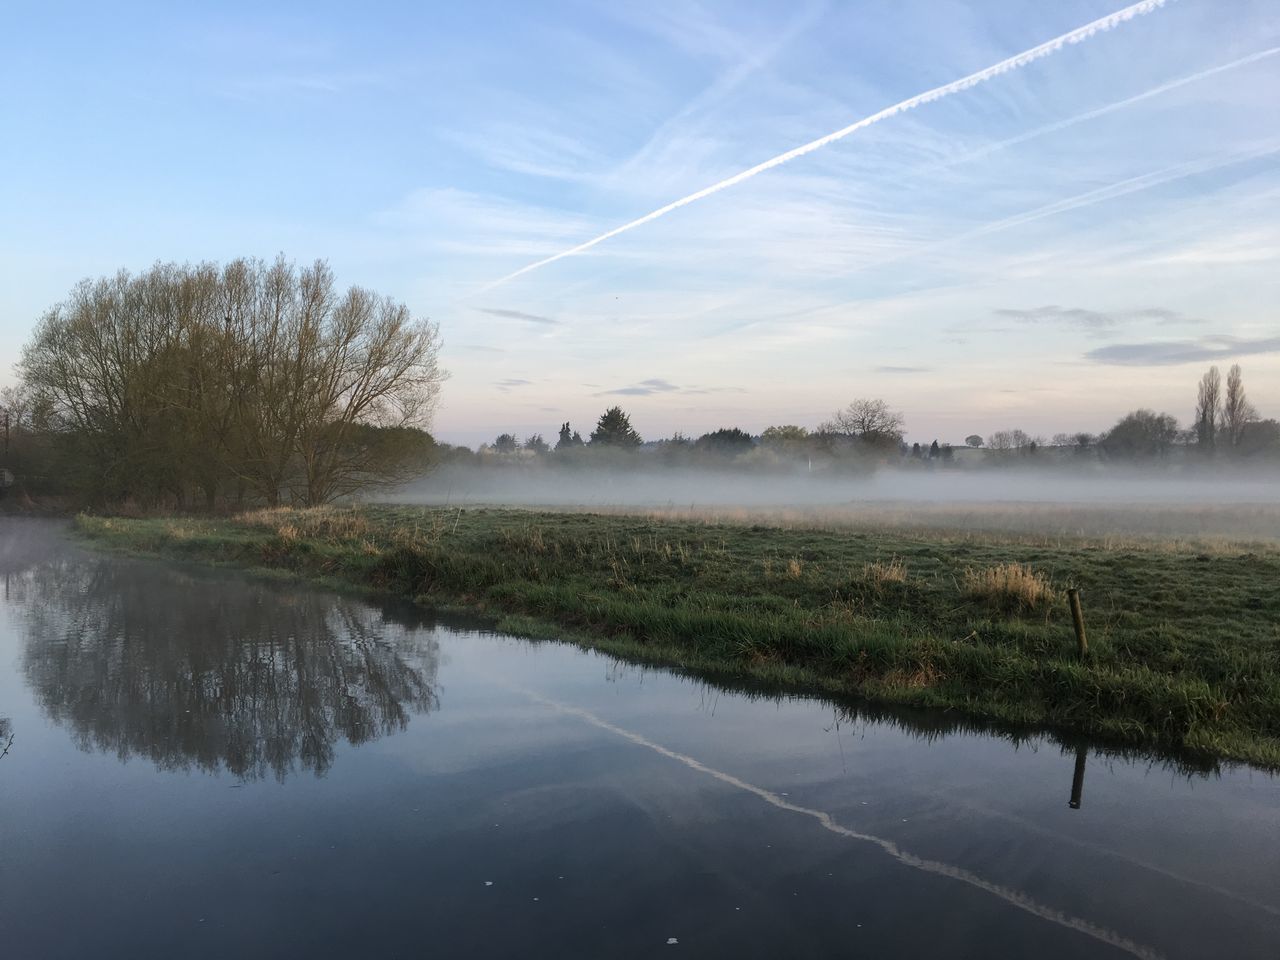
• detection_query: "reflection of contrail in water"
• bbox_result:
[474,0,1170,294]
[517,687,1165,960]
[951,795,1280,922]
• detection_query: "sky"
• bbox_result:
[2,0,1278,447]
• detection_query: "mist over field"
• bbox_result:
[386,462,1280,542]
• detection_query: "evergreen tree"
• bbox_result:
[555,422,584,450]
[589,406,642,447]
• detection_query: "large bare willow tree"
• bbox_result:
[20,256,444,506]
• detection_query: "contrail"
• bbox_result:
[515,685,1165,960]
[724,140,1280,331]
[920,140,1280,251]
[475,0,1170,294]
[936,45,1280,172]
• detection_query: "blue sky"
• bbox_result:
[2,0,1278,445]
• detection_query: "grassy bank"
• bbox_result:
[76,505,1280,767]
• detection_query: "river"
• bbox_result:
[0,518,1276,958]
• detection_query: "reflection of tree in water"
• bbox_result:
[17,557,440,781]
[0,717,12,760]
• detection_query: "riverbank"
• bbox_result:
[76,505,1280,767]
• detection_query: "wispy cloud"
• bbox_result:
[457,345,505,354]
[597,378,745,397]
[601,377,682,396]
[478,307,559,326]
[1085,335,1280,366]
[995,305,1199,330]
[494,378,533,392]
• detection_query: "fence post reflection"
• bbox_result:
[1069,745,1087,809]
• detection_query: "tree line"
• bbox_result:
[470,367,1277,469]
[3,257,444,506]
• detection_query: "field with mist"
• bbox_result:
[388,463,1280,547]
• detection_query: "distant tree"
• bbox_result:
[1027,441,1037,455]
[589,406,642,447]
[987,429,1031,453]
[493,433,518,454]
[929,439,940,459]
[1236,419,1280,459]
[760,425,809,446]
[940,444,954,462]
[1195,366,1222,454]
[819,398,904,449]
[0,383,56,493]
[965,434,984,448]
[655,432,692,464]
[910,442,922,458]
[1098,409,1180,459]
[524,433,550,455]
[1222,364,1257,451]
[555,422,584,450]
[695,428,755,457]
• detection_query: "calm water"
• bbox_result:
[1,520,1277,959]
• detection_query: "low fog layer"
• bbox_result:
[379,464,1280,543]
[391,463,1280,507]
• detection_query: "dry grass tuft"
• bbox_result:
[862,557,908,587]
[963,562,1058,612]
[785,557,804,579]
[883,662,943,690]
[502,524,548,554]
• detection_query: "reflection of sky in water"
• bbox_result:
[0,518,1277,960]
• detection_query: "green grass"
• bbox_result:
[75,505,1280,768]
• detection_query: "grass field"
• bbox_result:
[76,505,1280,768]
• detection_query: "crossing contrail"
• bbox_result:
[936,45,1280,172]
[476,0,1171,294]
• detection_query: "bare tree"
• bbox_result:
[1195,366,1222,454]
[19,257,445,507]
[987,429,1031,454]
[1221,363,1257,452]
[819,399,905,448]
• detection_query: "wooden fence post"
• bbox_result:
[1067,588,1088,658]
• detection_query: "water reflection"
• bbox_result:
[13,554,441,781]
[1069,745,1088,809]
[0,717,12,761]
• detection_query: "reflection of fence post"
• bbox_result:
[1067,588,1088,658]
[1069,746,1087,809]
